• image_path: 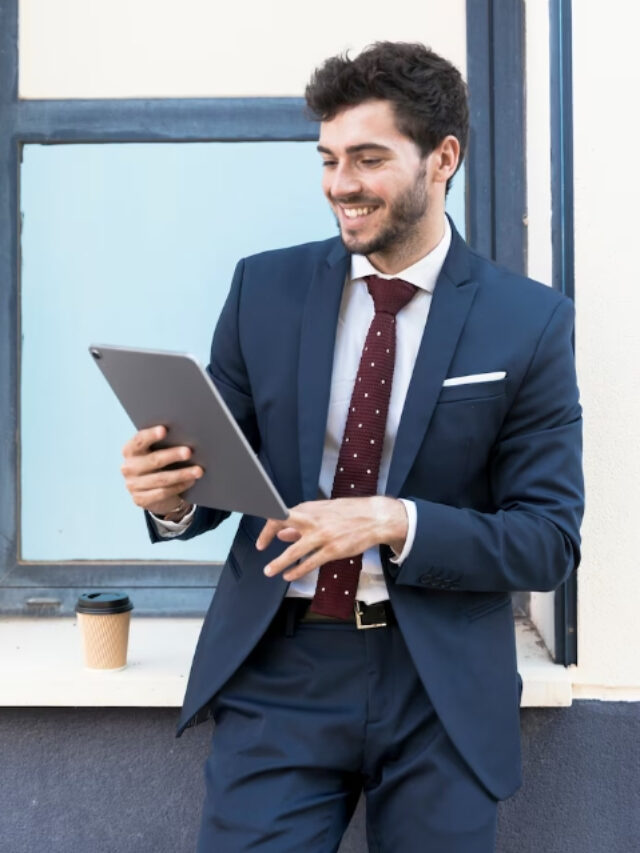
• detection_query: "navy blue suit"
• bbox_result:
[148,220,583,844]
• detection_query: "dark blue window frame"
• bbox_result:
[1,0,575,664]
[549,0,577,665]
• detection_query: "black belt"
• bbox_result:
[274,598,396,634]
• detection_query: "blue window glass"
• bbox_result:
[20,142,465,561]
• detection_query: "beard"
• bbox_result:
[333,165,429,257]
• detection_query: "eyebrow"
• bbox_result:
[316,143,393,155]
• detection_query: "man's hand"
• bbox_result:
[120,425,203,517]
[256,497,408,581]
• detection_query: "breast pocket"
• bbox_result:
[412,378,508,503]
[437,378,506,404]
[432,377,507,447]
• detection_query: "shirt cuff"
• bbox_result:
[149,504,197,538]
[389,499,417,565]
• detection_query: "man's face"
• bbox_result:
[318,100,431,261]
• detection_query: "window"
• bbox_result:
[0,0,575,664]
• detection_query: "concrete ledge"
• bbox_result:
[0,615,572,707]
[516,618,573,707]
[0,616,201,707]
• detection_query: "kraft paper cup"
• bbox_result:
[76,592,134,670]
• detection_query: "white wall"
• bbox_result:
[19,0,466,98]
[570,0,640,698]
[522,0,640,700]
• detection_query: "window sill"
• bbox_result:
[0,615,572,708]
[0,616,201,707]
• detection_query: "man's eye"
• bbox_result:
[361,159,382,167]
[321,160,337,168]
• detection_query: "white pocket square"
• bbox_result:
[442,371,506,387]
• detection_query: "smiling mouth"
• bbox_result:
[340,205,379,220]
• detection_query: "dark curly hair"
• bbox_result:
[305,42,469,194]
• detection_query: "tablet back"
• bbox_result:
[90,344,288,520]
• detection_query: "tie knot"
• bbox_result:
[365,275,418,316]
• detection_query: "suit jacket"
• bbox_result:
[147,219,583,800]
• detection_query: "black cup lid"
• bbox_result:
[76,591,133,615]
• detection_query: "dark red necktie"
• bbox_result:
[309,275,418,618]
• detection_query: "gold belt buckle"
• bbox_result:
[354,601,387,630]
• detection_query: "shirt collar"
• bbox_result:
[349,215,452,294]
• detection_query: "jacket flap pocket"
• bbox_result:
[466,592,512,621]
[227,522,258,579]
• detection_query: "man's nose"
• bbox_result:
[329,164,362,199]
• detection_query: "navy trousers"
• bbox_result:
[196,611,498,852]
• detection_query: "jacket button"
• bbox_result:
[419,574,431,585]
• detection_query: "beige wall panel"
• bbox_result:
[19,0,466,99]
[571,0,640,692]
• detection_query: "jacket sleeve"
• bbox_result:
[382,297,584,592]
[146,258,258,543]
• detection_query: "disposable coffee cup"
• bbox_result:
[75,591,134,671]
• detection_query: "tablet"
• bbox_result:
[89,344,289,520]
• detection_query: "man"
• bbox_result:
[121,42,583,852]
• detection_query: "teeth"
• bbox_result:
[343,206,375,219]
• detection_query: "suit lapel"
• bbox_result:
[385,225,478,497]
[298,240,350,501]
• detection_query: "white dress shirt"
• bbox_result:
[153,217,452,604]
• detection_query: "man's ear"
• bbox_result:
[430,135,460,187]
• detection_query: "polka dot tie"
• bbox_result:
[309,275,418,618]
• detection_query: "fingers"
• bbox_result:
[121,445,195,478]
[122,425,166,457]
[258,498,381,581]
[256,502,318,551]
[121,426,204,513]
[128,480,199,510]
[281,546,335,582]
[121,425,199,478]
[262,518,330,576]
[276,527,302,543]
[257,505,324,572]
[263,535,327,578]
[256,518,286,551]
[126,467,201,508]
[125,466,203,494]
